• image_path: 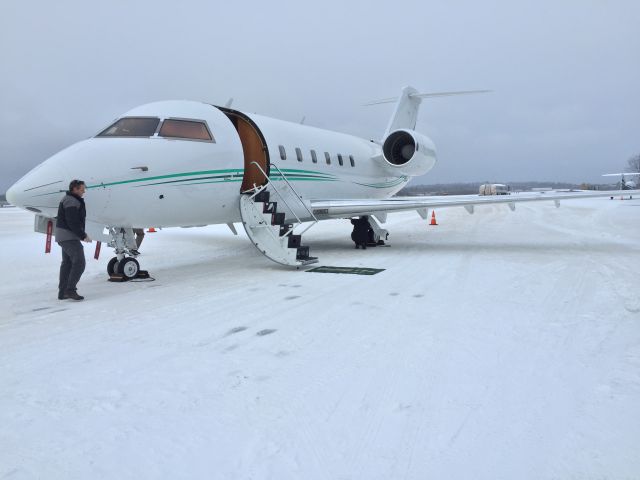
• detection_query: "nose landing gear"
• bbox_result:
[107,256,141,278]
[106,227,150,281]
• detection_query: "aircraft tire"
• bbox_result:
[118,257,140,279]
[107,257,118,276]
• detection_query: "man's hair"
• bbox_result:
[69,179,85,191]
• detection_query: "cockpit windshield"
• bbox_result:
[159,119,213,141]
[97,117,160,137]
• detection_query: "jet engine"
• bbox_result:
[380,129,437,176]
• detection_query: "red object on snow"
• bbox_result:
[94,241,101,260]
[429,211,438,226]
[45,220,53,253]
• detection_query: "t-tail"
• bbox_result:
[364,86,491,138]
[364,86,490,178]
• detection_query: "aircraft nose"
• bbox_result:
[5,182,19,206]
[6,167,67,215]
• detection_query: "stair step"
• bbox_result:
[287,234,302,248]
[254,190,270,203]
[239,185,319,267]
[280,224,293,236]
[272,212,286,226]
[263,202,277,214]
[298,256,319,265]
[296,245,310,260]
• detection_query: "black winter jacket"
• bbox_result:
[55,191,87,242]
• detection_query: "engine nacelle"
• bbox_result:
[381,129,437,176]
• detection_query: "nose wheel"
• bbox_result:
[107,256,147,281]
[119,257,140,278]
[106,227,151,282]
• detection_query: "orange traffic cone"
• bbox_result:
[429,210,438,226]
[148,227,157,233]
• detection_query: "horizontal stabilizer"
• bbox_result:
[363,89,492,106]
[366,86,491,139]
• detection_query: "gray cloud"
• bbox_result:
[1,0,638,192]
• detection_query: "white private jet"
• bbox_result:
[7,86,637,277]
[602,172,640,191]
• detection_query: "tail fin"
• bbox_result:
[384,86,421,137]
[365,86,491,138]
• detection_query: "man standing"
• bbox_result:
[56,180,91,300]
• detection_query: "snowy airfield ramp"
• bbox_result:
[1,198,639,479]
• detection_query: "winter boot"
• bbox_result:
[65,290,84,301]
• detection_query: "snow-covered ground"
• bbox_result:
[1,198,639,479]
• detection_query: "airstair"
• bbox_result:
[239,162,319,267]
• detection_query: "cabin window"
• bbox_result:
[159,119,213,141]
[324,152,331,165]
[97,117,160,137]
[295,147,303,162]
[337,154,344,166]
[279,145,287,160]
[310,149,318,163]
[349,155,355,167]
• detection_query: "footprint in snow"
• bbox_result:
[413,294,424,298]
[389,292,400,296]
[226,326,248,336]
[257,329,277,336]
[284,295,300,300]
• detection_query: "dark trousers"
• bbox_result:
[133,228,145,248]
[58,240,86,292]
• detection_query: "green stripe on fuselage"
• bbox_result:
[85,167,336,189]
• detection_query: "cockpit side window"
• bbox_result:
[97,117,160,137]
[159,119,213,141]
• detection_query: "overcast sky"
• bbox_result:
[1,0,638,193]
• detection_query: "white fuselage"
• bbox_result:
[6,101,437,228]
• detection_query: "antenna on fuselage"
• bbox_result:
[225,97,234,108]
[300,116,306,125]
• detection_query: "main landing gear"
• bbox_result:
[350,215,389,250]
[106,227,149,281]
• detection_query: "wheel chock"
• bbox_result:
[108,270,150,282]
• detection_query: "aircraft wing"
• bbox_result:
[310,189,640,219]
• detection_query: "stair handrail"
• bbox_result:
[247,162,318,236]
[247,162,303,232]
[267,162,319,223]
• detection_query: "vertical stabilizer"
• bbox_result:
[384,86,422,137]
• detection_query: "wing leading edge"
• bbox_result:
[310,190,640,219]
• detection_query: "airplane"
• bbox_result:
[602,173,640,192]
[7,86,639,278]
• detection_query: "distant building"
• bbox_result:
[479,183,510,195]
